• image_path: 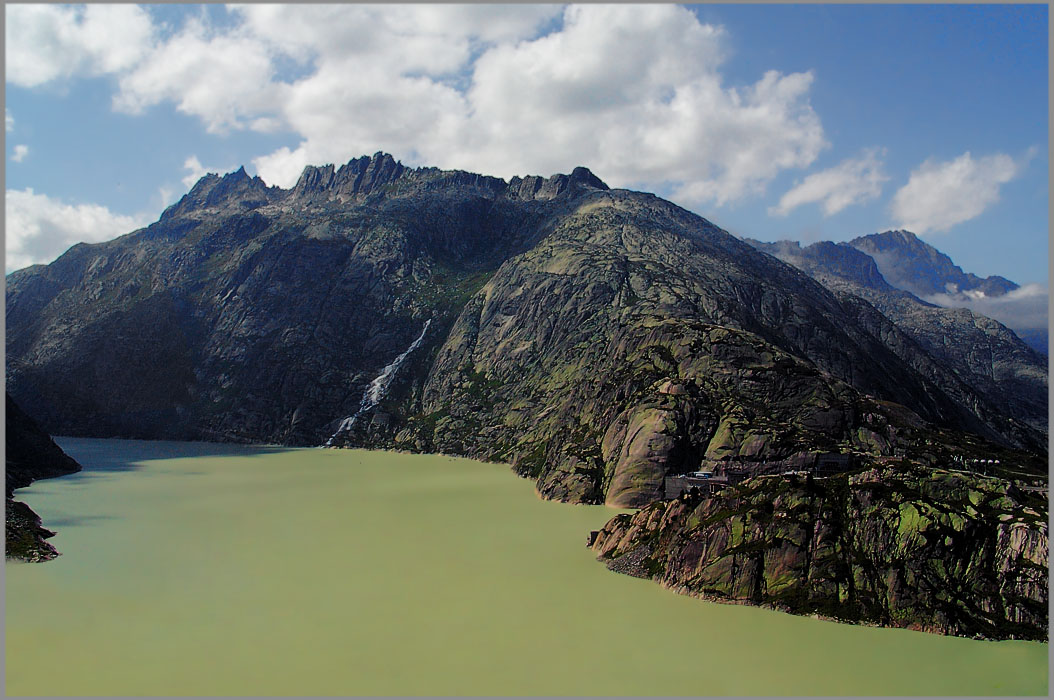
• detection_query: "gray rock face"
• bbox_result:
[5,153,1047,505]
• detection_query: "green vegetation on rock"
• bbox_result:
[592,464,1048,640]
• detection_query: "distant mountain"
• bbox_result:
[835,230,1046,357]
[6,393,82,561]
[746,239,1047,454]
[6,154,1046,507]
[849,230,1018,299]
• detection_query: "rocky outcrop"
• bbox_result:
[6,154,1047,506]
[6,499,60,563]
[592,465,1048,640]
[6,393,81,561]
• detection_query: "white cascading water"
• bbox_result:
[325,319,432,446]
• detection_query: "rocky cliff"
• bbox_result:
[591,464,1048,640]
[6,393,82,561]
[6,154,1047,506]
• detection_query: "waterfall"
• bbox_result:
[325,319,432,446]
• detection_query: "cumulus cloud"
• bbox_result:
[5,189,150,272]
[10,4,829,204]
[243,5,829,200]
[5,4,155,86]
[5,109,13,132]
[11,144,29,163]
[113,16,286,134]
[890,150,1030,234]
[456,6,827,206]
[770,148,887,216]
[923,283,1048,335]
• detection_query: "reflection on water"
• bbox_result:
[5,438,1048,696]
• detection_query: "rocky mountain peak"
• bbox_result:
[161,166,276,220]
[850,230,1018,299]
[5,151,1048,510]
[506,166,609,201]
[290,151,408,203]
[570,166,609,190]
[747,237,904,298]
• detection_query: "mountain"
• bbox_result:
[745,239,1047,455]
[592,463,1048,640]
[848,230,1018,299]
[5,153,1047,508]
[6,393,82,561]
[840,230,1047,357]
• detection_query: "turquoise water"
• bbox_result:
[5,438,1047,695]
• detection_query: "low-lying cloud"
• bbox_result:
[923,283,1049,335]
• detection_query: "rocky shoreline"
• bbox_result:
[591,464,1048,641]
[6,393,81,562]
[6,499,60,563]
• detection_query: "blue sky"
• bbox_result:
[5,4,1048,316]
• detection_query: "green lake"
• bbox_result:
[5,438,1048,695]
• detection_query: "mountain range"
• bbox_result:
[5,153,1047,508]
[746,235,1047,456]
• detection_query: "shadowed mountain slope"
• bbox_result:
[6,154,1046,505]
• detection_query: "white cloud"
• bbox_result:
[770,148,887,216]
[182,156,208,188]
[252,146,313,193]
[245,4,827,199]
[113,17,285,134]
[5,109,13,132]
[10,4,829,205]
[890,150,1030,234]
[5,4,155,86]
[5,189,149,272]
[923,283,1048,333]
[11,144,29,163]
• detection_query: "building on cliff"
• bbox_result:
[664,453,857,500]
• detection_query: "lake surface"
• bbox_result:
[6,438,1047,696]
